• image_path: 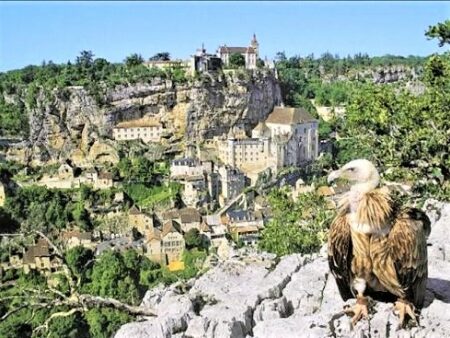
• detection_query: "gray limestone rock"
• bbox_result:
[7,70,281,165]
[115,201,450,338]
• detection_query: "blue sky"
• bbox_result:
[1,1,449,72]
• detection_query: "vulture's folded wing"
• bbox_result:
[328,213,353,301]
[388,208,429,307]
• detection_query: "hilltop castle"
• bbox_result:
[217,34,259,69]
[217,106,319,178]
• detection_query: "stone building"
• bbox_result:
[163,208,202,233]
[94,172,114,190]
[218,165,247,204]
[217,34,259,69]
[170,158,219,207]
[170,158,212,178]
[61,230,94,249]
[113,117,164,143]
[23,239,61,274]
[225,209,265,246]
[218,106,319,176]
[145,229,163,263]
[161,220,185,263]
[128,206,154,237]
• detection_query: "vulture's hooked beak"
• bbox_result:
[327,170,341,184]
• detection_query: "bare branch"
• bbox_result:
[79,294,157,317]
[33,307,84,333]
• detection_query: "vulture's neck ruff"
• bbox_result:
[329,160,393,236]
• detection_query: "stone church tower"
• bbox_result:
[251,34,259,58]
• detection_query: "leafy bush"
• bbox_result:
[259,189,334,256]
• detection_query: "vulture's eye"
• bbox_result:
[347,167,355,172]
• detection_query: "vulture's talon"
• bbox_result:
[393,300,418,328]
[344,298,369,326]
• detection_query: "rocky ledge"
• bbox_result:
[115,201,450,338]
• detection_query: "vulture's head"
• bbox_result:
[327,159,380,192]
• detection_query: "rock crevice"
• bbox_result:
[116,201,450,338]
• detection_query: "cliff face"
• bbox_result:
[8,69,281,165]
[115,200,450,338]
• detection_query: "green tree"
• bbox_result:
[228,53,246,68]
[85,308,132,338]
[184,228,203,250]
[125,53,144,68]
[425,20,450,47]
[47,312,89,338]
[66,246,94,283]
[76,50,95,68]
[149,52,170,61]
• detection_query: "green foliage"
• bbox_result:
[314,81,351,106]
[334,54,450,199]
[124,53,144,68]
[3,185,71,231]
[87,249,160,305]
[275,51,425,110]
[47,311,89,338]
[259,189,333,256]
[184,228,208,251]
[124,182,181,208]
[117,156,155,183]
[149,52,170,61]
[71,202,92,231]
[85,308,132,338]
[66,246,95,283]
[228,53,246,69]
[425,20,450,47]
[0,97,28,137]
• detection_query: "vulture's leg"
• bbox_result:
[393,299,418,328]
[344,278,369,325]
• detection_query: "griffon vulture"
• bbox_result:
[327,159,430,327]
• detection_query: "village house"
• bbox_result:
[22,239,61,274]
[170,158,212,178]
[33,165,115,191]
[113,117,164,143]
[145,228,163,263]
[202,214,228,249]
[94,171,114,190]
[128,206,154,237]
[163,207,202,233]
[217,34,259,69]
[61,230,94,249]
[170,158,218,207]
[161,220,185,263]
[217,106,319,177]
[0,182,5,207]
[225,209,265,246]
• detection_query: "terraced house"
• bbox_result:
[113,117,164,143]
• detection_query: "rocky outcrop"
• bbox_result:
[6,70,281,165]
[115,201,450,338]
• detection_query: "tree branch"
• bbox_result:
[79,294,157,317]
